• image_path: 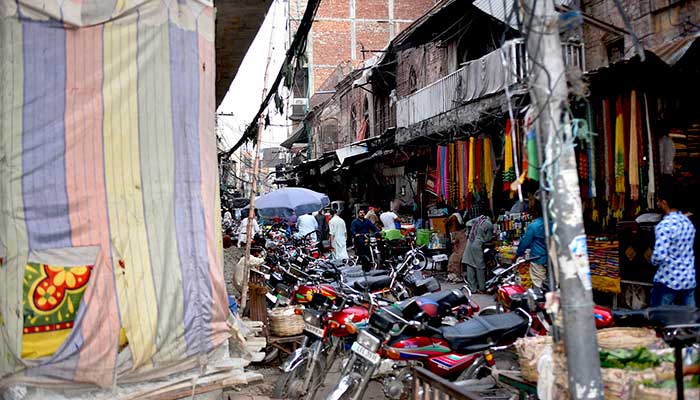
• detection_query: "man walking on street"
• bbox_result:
[329,209,348,260]
[296,212,318,242]
[651,185,696,306]
[461,211,494,292]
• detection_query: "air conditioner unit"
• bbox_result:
[291,98,308,119]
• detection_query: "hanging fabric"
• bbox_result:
[601,99,612,200]
[586,103,597,198]
[502,121,515,191]
[643,94,655,209]
[614,96,626,193]
[628,91,640,201]
[468,137,476,195]
[483,137,494,200]
[436,146,449,201]
[579,145,590,199]
[475,138,483,196]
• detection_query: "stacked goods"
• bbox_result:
[268,306,304,337]
[587,237,621,294]
[597,327,660,350]
[632,377,700,400]
[514,336,553,382]
[496,245,518,264]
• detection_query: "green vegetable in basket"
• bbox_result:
[599,347,671,370]
[641,376,700,389]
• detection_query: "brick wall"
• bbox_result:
[395,42,448,98]
[290,0,436,94]
[582,0,700,70]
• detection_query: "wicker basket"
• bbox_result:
[596,327,658,350]
[515,336,553,382]
[268,306,304,337]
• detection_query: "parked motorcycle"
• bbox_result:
[480,252,615,333]
[327,301,532,400]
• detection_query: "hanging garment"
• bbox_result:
[579,146,589,200]
[643,94,655,208]
[436,146,448,201]
[503,121,515,191]
[475,138,482,195]
[483,137,494,198]
[601,99,611,199]
[462,140,469,206]
[628,91,640,201]
[468,137,476,194]
[586,104,597,198]
[614,96,626,193]
[659,135,676,175]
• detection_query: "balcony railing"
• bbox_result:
[396,38,585,128]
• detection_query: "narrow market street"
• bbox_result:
[2,0,700,399]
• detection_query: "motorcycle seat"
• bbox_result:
[613,306,699,327]
[341,268,386,279]
[440,312,528,353]
[420,289,467,309]
[353,275,393,292]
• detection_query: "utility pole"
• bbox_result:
[522,0,603,399]
[241,6,278,311]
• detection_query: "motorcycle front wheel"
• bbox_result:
[273,355,326,400]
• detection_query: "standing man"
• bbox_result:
[315,210,330,248]
[296,212,318,242]
[365,206,381,227]
[461,212,494,292]
[351,209,380,265]
[516,203,548,289]
[329,209,349,260]
[238,209,261,247]
[380,207,401,231]
[651,186,696,306]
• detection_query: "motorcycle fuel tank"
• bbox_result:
[427,353,480,377]
[497,284,526,309]
[384,337,451,360]
[293,284,337,304]
[329,305,369,336]
[593,305,614,329]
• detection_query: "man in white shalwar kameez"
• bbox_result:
[328,209,348,260]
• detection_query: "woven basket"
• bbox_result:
[268,306,304,337]
[515,336,552,382]
[596,327,658,350]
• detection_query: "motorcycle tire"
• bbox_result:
[273,355,327,400]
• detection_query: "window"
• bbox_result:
[350,105,358,136]
[605,36,625,64]
[408,66,418,93]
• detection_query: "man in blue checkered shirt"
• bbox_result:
[650,187,696,307]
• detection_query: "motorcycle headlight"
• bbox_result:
[303,309,321,327]
[356,330,381,352]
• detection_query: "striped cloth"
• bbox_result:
[1,1,229,387]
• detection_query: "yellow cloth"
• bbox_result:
[629,91,640,201]
[468,137,476,193]
[614,97,626,193]
[482,137,493,196]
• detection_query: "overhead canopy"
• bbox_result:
[281,124,308,149]
[335,143,369,165]
[216,0,273,106]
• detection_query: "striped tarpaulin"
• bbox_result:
[0,0,229,387]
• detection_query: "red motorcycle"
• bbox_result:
[480,254,614,334]
[327,300,532,400]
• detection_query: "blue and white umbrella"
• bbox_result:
[254,187,330,217]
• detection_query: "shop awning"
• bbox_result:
[648,32,700,66]
[281,124,308,148]
[335,143,369,164]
